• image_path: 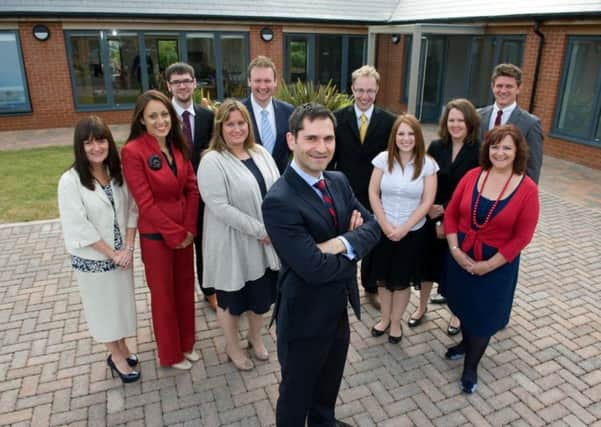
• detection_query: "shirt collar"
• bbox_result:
[493,101,517,116]
[290,159,323,187]
[251,94,274,114]
[171,99,195,117]
[354,104,374,122]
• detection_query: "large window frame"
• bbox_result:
[0,31,32,115]
[283,33,367,93]
[65,30,249,111]
[551,35,601,148]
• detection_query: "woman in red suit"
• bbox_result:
[121,90,200,370]
[443,125,539,393]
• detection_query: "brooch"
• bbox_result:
[148,154,162,170]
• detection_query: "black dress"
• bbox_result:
[422,139,480,287]
[215,157,277,315]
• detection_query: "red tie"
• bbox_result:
[494,110,503,127]
[314,179,338,230]
[182,111,193,147]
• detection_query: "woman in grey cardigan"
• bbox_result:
[197,99,280,371]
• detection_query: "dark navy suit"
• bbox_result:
[242,97,294,174]
[262,167,380,426]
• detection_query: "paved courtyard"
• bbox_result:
[1,154,601,426]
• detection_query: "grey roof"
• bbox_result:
[1,0,600,23]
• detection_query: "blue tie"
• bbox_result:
[260,109,275,154]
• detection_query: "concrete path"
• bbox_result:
[0,130,600,425]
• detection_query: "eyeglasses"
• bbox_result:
[353,88,377,96]
[169,79,195,86]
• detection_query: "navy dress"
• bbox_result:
[215,157,277,315]
[444,182,521,337]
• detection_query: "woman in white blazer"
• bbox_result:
[198,99,280,371]
[58,116,140,383]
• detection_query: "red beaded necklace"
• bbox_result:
[472,170,513,229]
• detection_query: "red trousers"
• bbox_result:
[140,238,195,366]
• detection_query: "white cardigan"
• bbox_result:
[198,145,280,292]
[58,168,138,260]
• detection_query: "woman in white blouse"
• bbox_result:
[197,99,280,371]
[368,114,438,344]
[58,116,139,383]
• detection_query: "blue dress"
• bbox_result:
[444,182,521,337]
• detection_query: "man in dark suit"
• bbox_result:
[479,63,544,183]
[166,62,217,311]
[242,55,294,174]
[330,65,395,309]
[263,103,381,427]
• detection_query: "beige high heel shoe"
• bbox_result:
[225,346,254,371]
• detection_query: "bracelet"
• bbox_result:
[126,246,134,253]
[435,221,442,227]
[450,245,460,251]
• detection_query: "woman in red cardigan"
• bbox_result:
[121,90,200,370]
[443,124,539,394]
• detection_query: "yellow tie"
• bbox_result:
[359,114,368,144]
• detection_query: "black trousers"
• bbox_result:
[195,202,215,297]
[276,312,350,427]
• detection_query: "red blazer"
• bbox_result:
[444,167,539,262]
[121,133,199,249]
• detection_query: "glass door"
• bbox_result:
[418,37,446,123]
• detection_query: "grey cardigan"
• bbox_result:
[197,145,280,292]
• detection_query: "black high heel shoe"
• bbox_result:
[107,355,140,383]
[126,354,139,367]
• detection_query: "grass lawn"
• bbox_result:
[0,146,73,223]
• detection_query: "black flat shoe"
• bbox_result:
[388,325,403,344]
[447,324,461,336]
[335,420,353,427]
[107,355,140,383]
[461,379,477,394]
[371,323,389,337]
[445,343,465,360]
[126,354,139,367]
[430,294,447,305]
[408,310,427,328]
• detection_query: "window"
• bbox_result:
[284,34,367,92]
[65,30,248,110]
[0,31,31,114]
[553,37,601,147]
[401,35,412,103]
[467,36,525,107]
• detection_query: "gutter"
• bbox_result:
[530,21,545,114]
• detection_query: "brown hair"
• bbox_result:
[127,90,189,160]
[247,55,277,80]
[386,114,426,180]
[437,98,480,145]
[207,98,256,153]
[480,124,529,174]
[165,62,195,82]
[72,116,123,191]
[288,102,337,137]
[491,63,522,86]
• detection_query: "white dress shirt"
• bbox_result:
[171,99,196,139]
[488,101,517,131]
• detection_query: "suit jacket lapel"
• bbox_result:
[344,106,361,143]
[507,107,522,126]
[93,181,112,207]
[480,106,493,136]
[364,108,381,144]
[245,99,262,145]
[285,168,337,231]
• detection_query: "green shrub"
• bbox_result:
[275,79,353,111]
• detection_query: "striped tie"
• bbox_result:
[260,109,275,154]
[314,179,338,230]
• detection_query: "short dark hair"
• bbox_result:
[72,116,123,191]
[288,103,337,137]
[438,98,480,145]
[480,124,529,174]
[491,63,522,86]
[165,62,195,82]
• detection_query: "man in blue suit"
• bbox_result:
[479,63,544,183]
[263,103,381,426]
[243,56,294,174]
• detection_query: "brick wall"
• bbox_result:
[248,25,285,82]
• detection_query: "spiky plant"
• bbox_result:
[275,79,353,111]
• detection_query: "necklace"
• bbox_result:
[471,170,513,229]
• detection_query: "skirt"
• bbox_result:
[216,268,277,315]
[74,267,137,343]
[370,225,427,291]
